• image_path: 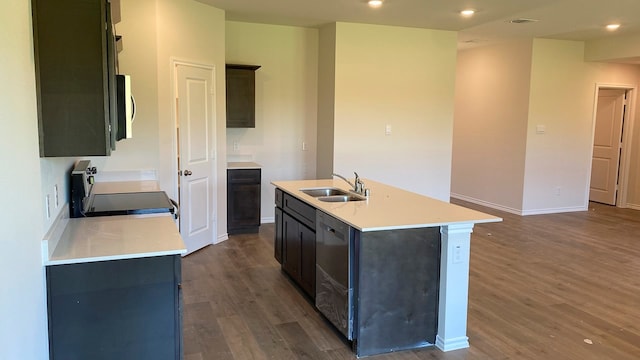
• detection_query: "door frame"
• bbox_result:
[588,83,637,208]
[170,58,218,246]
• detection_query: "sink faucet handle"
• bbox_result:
[354,172,365,193]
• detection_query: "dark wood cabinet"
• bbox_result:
[226,64,260,128]
[32,0,118,157]
[276,190,316,298]
[227,168,261,234]
[282,212,301,278]
[274,207,283,264]
[299,224,316,296]
[46,255,182,360]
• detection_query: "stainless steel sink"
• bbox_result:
[300,187,349,197]
[318,194,366,202]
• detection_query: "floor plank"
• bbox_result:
[182,201,640,359]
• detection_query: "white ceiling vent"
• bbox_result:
[509,18,539,24]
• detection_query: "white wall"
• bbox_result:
[90,0,161,175]
[316,23,337,179]
[585,33,640,63]
[524,39,594,213]
[453,37,640,215]
[330,22,458,201]
[0,0,49,358]
[452,40,533,212]
[225,21,319,222]
[524,39,640,213]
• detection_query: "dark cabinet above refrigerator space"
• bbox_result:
[225,64,261,128]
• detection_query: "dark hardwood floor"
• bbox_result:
[181,201,640,360]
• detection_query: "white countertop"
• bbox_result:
[228,161,261,169]
[42,180,186,266]
[45,215,186,266]
[272,179,502,232]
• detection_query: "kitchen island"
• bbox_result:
[272,178,501,357]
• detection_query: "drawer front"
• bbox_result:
[283,193,316,231]
[227,169,261,184]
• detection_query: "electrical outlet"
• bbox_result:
[453,245,463,264]
[554,186,561,196]
[45,195,51,219]
[54,184,59,208]
[302,141,307,151]
[233,141,239,151]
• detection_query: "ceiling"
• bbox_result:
[196,0,640,54]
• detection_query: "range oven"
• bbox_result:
[70,160,177,218]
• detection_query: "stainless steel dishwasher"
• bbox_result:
[315,211,355,340]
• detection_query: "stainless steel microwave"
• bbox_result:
[116,74,135,140]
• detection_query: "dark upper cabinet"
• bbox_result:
[226,64,260,128]
[32,0,117,157]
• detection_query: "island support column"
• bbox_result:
[436,223,474,351]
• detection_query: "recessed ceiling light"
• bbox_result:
[606,24,621,31]
[368,0,383,8]
[460,9,475,17]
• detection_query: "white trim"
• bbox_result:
[520,205,587,215]
[216,233,229,244]
[435,335,470,352]
[626,203,640,211]
[436,223,474,352]
[171,59,219,252]
[451,193,522,215]
[451,193,587,215]
[588,83,637,209]
[261,217,275,224]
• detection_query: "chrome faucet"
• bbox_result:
[332,172,368,196]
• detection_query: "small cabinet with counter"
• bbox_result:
[272,178,501,357]
[227,162,261,234]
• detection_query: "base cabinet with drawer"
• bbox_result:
[227,168,261,234]
[274,188,316,298]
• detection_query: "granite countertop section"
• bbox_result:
[272,179,502,232]
[228,161,261,169]
[45,215,186,266]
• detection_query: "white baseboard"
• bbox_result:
[215,233,228,244]
[450,193,522,215]
[435,335,469,352]
[521,205,587,215]
[625,203,640,211]
[261,217,275,224]
[451,193,587,216]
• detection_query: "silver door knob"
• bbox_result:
[183,170,193,176]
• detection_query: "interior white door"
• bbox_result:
[589,89,626,205]
[176,64,216,255]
